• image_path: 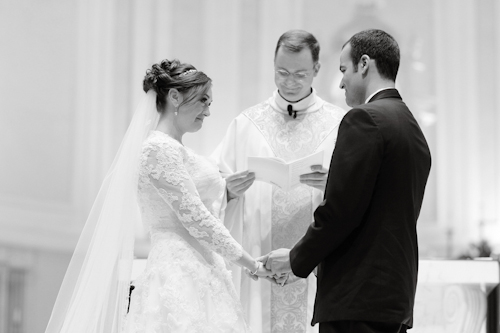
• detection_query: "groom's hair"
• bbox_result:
[275,30,320,64]
[344,29,400,82]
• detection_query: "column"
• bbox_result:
[433,0,481,255]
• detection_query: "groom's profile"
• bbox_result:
[262,29,431,333]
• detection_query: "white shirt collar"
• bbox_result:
[273,88,318,113]
[365,87,394,104]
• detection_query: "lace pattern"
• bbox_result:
[138,131,243,261]
[125,234,247,333]
[124,131,248,332]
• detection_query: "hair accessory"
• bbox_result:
[180,69,197,76]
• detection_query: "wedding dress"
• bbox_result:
[123,130,249,333]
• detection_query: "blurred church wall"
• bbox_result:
[0,0,498,331]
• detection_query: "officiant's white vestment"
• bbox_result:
[212,89,345,333]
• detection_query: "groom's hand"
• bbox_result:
[276,272,302,286]
[264,248,292,275]
[256,253,270,266]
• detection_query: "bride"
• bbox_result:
[45,59,272,333]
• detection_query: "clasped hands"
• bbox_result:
[244,248,301,287]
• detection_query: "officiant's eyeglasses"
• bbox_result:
[275,69,312,82]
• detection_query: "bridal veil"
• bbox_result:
[45,91,159,333]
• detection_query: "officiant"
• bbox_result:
[211,29,346,333]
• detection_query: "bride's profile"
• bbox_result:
[45,59,271,333]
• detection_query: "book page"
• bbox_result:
[247,156,289,189]
[248,150,324,191]
[288,150,324,189]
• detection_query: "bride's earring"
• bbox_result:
[170,92,179,116]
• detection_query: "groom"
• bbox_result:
[260,29,431,333]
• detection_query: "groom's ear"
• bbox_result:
[359,54,370,75]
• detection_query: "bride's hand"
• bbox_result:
[244,261,273,281]
[253,261,273,277]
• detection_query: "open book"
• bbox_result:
[247,150,324,191]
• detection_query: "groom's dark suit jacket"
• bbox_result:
[290,89,431,328]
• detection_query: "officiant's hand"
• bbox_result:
[300,165,328,191]
[259,248,292,275]
[226,170,255,200]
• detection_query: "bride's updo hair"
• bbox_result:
[143,59,212,112]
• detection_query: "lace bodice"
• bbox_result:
[138,131,243,262]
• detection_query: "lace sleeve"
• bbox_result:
[141,140,243,262]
